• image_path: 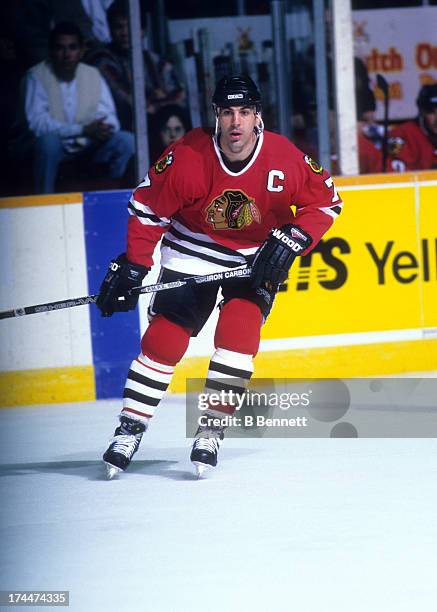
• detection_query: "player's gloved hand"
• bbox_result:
[251,224,312,288]
[96,254,149,317]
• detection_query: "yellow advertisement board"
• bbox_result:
[262,176,436,341]
[419,184,437,329]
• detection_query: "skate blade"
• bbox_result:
[192,461,213,479]
[105,462,123,480]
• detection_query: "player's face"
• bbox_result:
[218,106,259,160]
[50,35,83,81]
[423,108,437,136]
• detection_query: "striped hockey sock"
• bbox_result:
[190,348,254,474]
[199,347,254,427]
[121,353,174,423]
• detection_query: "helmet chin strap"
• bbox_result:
[214,112,220,142]
[255,115,265,135]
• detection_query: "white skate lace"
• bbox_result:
[111,434,139,458]
[193,437,220,453]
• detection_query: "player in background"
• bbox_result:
[96,74,343,479]
[389,84,437,171]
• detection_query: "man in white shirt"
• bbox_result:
[21,21,134,193]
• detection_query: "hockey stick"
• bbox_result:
[376,73,390,173]
[0,266,252,320]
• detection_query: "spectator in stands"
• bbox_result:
[355,56,376,125]
[86,0,186,132]
[81,0,115,45]
[353,59,397,175]
[10,21,134,194]
[357,119,385,174]
[355,77,385,174]
[293,42,381,173]
[13,0,112,71]
[389,84,437,171]
[150,104,191,162]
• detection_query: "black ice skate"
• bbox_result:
[103,416,147,479]
[190,421,225,478]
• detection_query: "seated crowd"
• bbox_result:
[358,83,437,174]
[9,21,134,194]
[2,0,189,196]
[1,0,436,197]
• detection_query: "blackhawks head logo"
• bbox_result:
[388,136,404,156]
[154,151,174,174]
[206,189,261,230]
[303,154,323,174]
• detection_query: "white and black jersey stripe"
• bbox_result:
[318,176,343,219]
[128,194,171,227]
[160,219,257,275]
[319,202,343,220]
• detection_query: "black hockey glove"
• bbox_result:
[96,254,149,317]
[251,224,312,288]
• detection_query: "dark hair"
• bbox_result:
[107,0,129,26]
[149,105,191,162]
[154,105,192,134]
[48,22,84,50]
[107,0,147,29]
[417,84,437,114]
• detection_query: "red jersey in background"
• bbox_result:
[389,120,437,171]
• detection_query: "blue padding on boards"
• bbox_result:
[84,190,140,399]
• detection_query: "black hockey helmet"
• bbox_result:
[417,84,437,113]
[212,74,262,112]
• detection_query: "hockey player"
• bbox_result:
[389,84,437,171]
[97,74,343,478]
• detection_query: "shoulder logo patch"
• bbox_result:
[154,151,174,174]
[206,189,261,230]
[388,136,405,156]
[303,154,323,174]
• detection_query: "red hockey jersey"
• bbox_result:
[389,120,437,171]
[358,132,385,174]
[127,128,343,274]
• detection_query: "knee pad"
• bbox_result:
[141,315,192,366]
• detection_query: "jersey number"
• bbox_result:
[324,177,340,203]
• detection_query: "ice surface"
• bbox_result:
[1,394,437,612]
